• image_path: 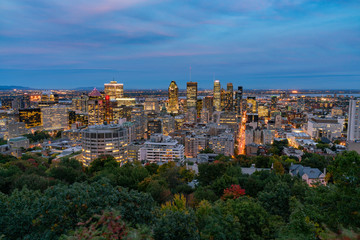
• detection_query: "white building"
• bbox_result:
[81,123,129,166]
[348,99,360,141]
[139,134,184,162]
[306,117,343,140]
[104,81,124,100]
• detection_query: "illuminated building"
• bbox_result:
[72,95,89,112]
[139,134,184,162]
[88,88,104,126]
[247,97,257,113]
[168,81,179,114]
[196,99,203,118]
[271,96,278,110]
[131,106,145,140]
[331,107,343,117]
[8,136,29,157]
[104,95,113,123]
[42,105,69,130]
[126,142,143,161]
[113,105,132,121]
[213,80,221,111]
[203,96,213,112]
[186,82,197,109]
[235,86,243,114]
[208,133,234,156]
[38,91,59,107]
[347,99,360,141]
[186,82,197,122]
[115,98,135,106]
[175,115,185,130]
[19,108,42,128]
[104,81,124,100]
[185,134,206,158]
[307,117,343,140]
[258,105,269,118]
[159,115,175,135]
[81,123,128,165]
[69,111,88,128]
[144,97,160,113]
[147,118,162,138]
[224,83,233,112]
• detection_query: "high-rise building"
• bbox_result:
[147,118,162,138]
[247,97,257,113]
[185,134,207,158]
[81,123,129,165]
[104,81,124,100]
[348,99,360,141]
[186,82,197,109]
[168,81,179,114]
[19,108,42,128]
[88,88,104,126]
[224,83,234,112]
[213,80,221,111]
[144,97,160,113]
[42,105,69,130]
[235,86,243,114]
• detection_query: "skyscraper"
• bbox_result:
[224,83,234,112]
[88,88,104,126]
[104,81,124,100]
[168,81,179,114]
[186,82,197,109]
[214,80,221,111]
[347,99,360,141]
[235,86,243,114]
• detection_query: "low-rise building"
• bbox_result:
[289,164,326,186]
[139,134,184,162]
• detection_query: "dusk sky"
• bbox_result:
[1,0,360,89]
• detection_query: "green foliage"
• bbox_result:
[328,151,360,187]
[88,155,119,174]
[23,131,50,143]
[199,147,214,153]
[154,209,199,240]
[0,179,155,240]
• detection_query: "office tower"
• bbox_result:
[147,118,162,138]
[347,99,360,141]
[139,134,185,162]
[72,95,89,112]
[19,108,42,128]
[203,96,214,111]
[69,111,88,128]
[81,123,129,165]
[42,105,69,130]
[88,88,104,126]
[104,95,113,123]
[168,81,179,114]
[271,96,278,110]
[131,106,145,140]
[213,80,221,111]
[196,99,203,118]
[104,81,124,100]
[186,82,197,122]
[247,96,257,113]
[144,97,160,113]
[186,82,197,109]
[159,115,175,136]
[224,83,234,112]
[235,86,243,114]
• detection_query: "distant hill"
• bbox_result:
[0,86,32,90]
[72,87,103,91]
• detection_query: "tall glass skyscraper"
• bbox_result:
[168,81,179,113]
[213,80,221,111]
[186,82,197,109]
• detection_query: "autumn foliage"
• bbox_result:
[221,184,246,200]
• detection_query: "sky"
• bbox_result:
[0,0,360,90]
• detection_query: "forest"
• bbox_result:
[0,149,359,239]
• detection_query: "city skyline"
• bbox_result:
[1,0,360,89]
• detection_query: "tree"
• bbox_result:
[221,184,245,200]
[273,161,285,175]
[327,151,360,187]
[88,155,119,174]
[154,210,199,240]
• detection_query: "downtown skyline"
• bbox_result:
[1,0,360,89]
